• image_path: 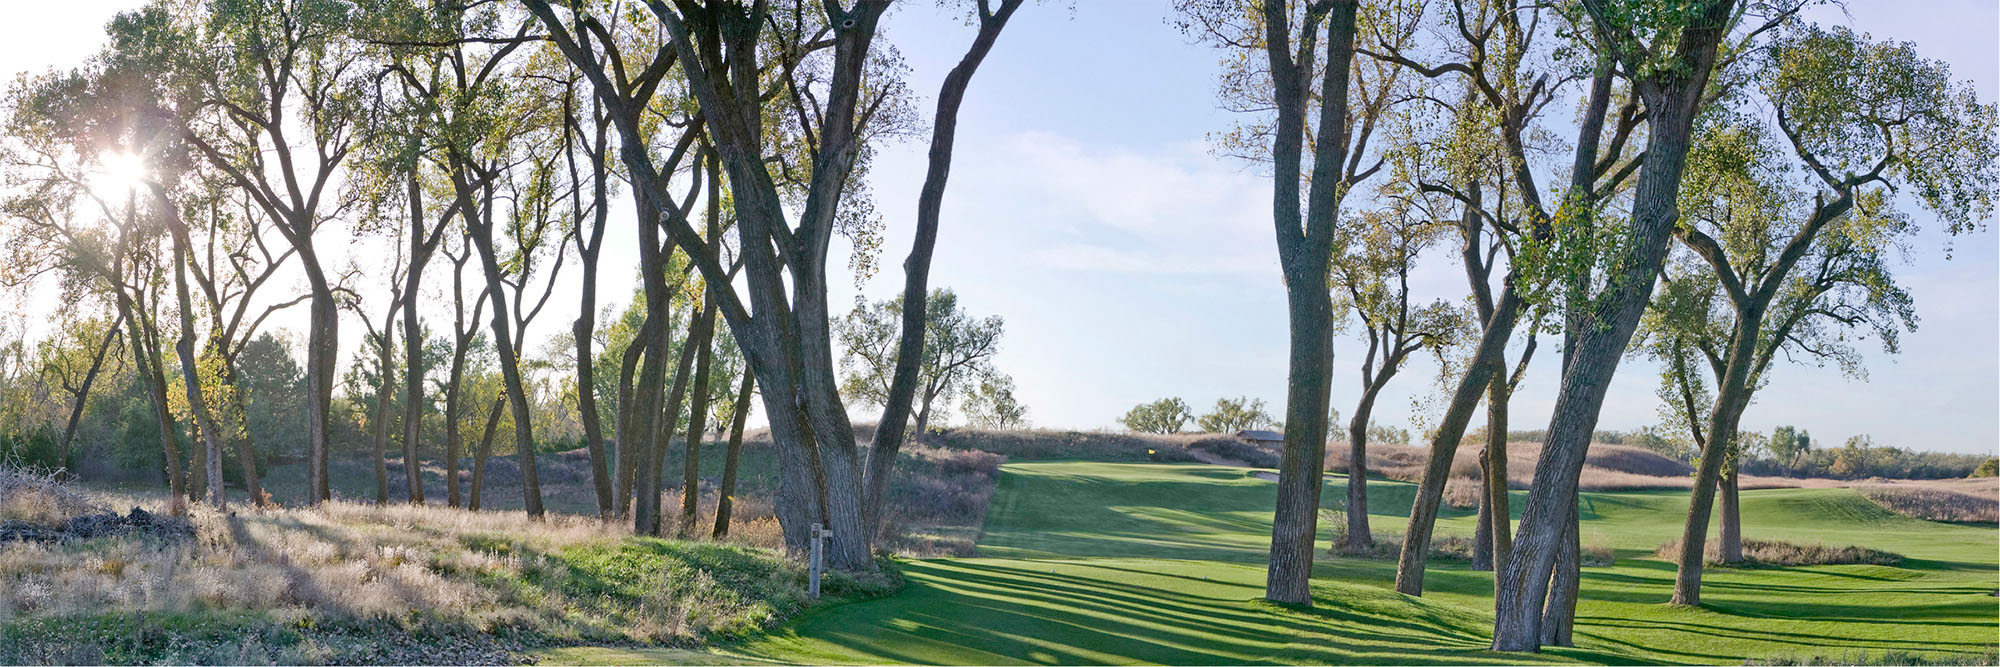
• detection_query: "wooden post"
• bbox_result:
[809,523,828,599]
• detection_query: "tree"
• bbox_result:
[175,0,376,506]
[1179,0,1398,605]
[1647,23,1995,606]
[1769,426,1811,471]
[840,287,1011,537]
[1375,0,1642,600]
[1329,208,1467,550]
[860,0,1026,552]
[1491,1,1753,650]
[1198,396,1275,434]
[1120,398,1193,434]
[962,375,1029,430]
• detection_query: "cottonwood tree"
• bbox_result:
[172,0,375,505]
[838,287,1010,535]
[1178,0,1407,604]
[1768,425,1809,470]
[519,0,713,536]
[1329,208,1466,551]
[1646,24,1995,606]
[1365,0,1644,599]
[456,111,574,520]
[358,1,534,507]
[530,0,1028,568]
[1120,398,1193,434]
[858,0,1026,553]
[1491,0,1775,650]
[962,375,1028,430]
[1198,396,1276,434]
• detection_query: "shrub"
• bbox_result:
[1654,538,1902,567]
[1972,458,1998,478]
[0,432,64,472]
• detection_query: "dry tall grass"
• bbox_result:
[1653,537,1902,567]
[1856,485,1999,524]
[0,472,873,656]
[0,467,95,525]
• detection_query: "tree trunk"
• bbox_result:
[1492,34,1727,645]
[1671,310,1761,604]
[572,155,615,520]
[1719,458,1742,564]
[1343,389,1381,552]
[1267,282,1337,604]
[370,330,396,505]
[300,258,338,505]
[614,313,653,517]
[59,317,120,467]
[1486,372,1514,576]
[169,240,228,510]
[1395,287,1519,595]
[643,302,708,536]
[469,396,505,511]
[712,372,755,539]
[118,276,186,516]
[573,263,614,520]
[469,213,544,519]
[860,0,1025,542]
[442,327,472,508]
[679,295,720,537]
[1539,502,1580,647]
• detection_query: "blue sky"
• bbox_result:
[6,1,1995,456]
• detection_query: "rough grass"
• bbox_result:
[1653,537,1903,567]
[0,468,897,664]
[1745,649,2000,666]
[1856,485,1998,524]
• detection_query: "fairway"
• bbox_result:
[592,462,2000,665]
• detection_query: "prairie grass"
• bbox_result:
[1856,485,1999,524]
[0,466,896,663]
[1653,537,1903,567]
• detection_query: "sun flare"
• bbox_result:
[89,150,149,198]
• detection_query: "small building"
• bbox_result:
[1236,429,1284,445]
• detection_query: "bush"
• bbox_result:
[0,431,63,472]
[1971,458,1997,478]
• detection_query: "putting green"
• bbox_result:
[552,462,2000,665]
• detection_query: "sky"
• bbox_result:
[5,1,1996,456]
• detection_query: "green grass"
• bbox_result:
[642,462,1998,665]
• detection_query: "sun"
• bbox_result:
[89,150,149,199]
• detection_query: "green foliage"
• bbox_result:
[1770,425,1812,468]
[836,288,1012,430]
[0,430,64,471]
[1118,397,1192,435]
[1972,458,1998,479]
[1197,396,1274,434]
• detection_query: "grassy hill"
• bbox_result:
[554,462,1996,665]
